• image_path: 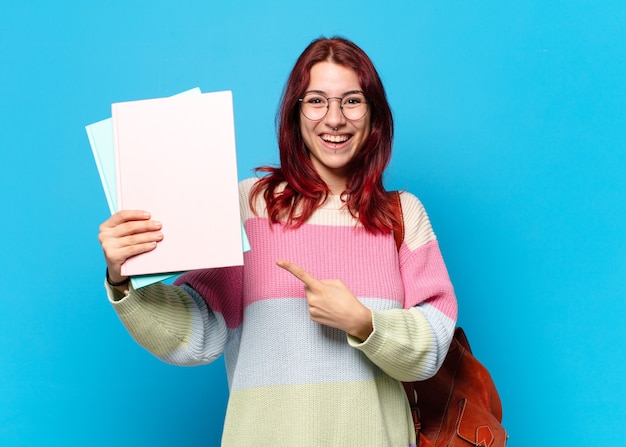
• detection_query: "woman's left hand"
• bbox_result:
[277,260,373,341]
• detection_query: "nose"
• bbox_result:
[324,97,346,129]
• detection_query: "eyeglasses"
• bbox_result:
[298,91,369,121]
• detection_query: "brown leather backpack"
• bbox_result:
[390,191,508,447]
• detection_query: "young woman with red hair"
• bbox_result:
[99,37,457,446]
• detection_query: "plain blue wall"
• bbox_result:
[1,1,625,445]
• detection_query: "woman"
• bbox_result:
[99,36,457,446]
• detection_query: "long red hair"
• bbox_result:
[251,36,398,234]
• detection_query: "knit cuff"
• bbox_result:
[346,309,388,353]
[105,278,132,303]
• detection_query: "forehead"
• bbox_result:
[306,61,361,93]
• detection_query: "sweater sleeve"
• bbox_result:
[106,180,251,366]
[348,192,458,381]
[106,280,229,366]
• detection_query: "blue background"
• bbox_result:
[1,1,624,446]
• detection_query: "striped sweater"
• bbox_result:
[107,177,457,447]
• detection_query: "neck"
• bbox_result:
[317,168,348,195]
[326,180,346,195]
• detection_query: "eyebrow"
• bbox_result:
[303,89,364,96]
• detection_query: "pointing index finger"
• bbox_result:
[276,260,322,290]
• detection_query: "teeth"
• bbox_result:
[322,134,349,143]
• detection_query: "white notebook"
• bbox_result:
[112,90,243,276]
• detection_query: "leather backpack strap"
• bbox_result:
[454,326,472,353]
[389,191,404,251]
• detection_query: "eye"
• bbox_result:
[343,95,365,106]
[303,95,326,106]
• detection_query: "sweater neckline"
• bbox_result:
[320,193,347,211]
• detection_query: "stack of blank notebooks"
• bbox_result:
[86,88,248,288]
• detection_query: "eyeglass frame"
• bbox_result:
[297,90,369,121]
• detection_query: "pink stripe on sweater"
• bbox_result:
[176,218,457,327]
[242,218,405,307]
[175,266,244,329]
[400,240,457,320]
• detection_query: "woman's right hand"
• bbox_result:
[98,210,164,285]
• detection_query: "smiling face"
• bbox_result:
[299,61,371,193]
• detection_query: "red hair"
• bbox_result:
[251,36,398,234]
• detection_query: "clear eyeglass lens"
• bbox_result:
[300,93,368,121]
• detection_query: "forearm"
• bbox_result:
[106,281,227,365]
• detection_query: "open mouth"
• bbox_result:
[321,134,350,144]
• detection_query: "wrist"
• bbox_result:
[349,306,374,342]
[106,268,130,287]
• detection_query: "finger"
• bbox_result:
[99,219,163,267]
[100,216,161,241]
[107,240,159,264]
[101,229,163,252]
[101,233,161,280]
[116,220,162,239]
[276,260,323,290]
[101,210,152,229]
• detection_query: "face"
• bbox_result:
[299,61,371,191]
